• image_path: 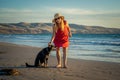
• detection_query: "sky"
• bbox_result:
[0,0,120,28]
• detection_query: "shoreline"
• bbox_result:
[1,41,120,64]
[0,42,120,80]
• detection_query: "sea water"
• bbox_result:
[0,34,120,63]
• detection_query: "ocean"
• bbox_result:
[0,34,120,63]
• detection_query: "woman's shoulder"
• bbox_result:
[64,20,67,25]
[64,20,69,27]
[64,20,68,25]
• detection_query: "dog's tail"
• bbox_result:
[25,63,37,67]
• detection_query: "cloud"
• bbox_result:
[0,7,119,16]
[0,8,55,18]
[0,8,54,23]
[46,7,120,15]
[0,8,120,28]
[0,8,48,18]
[0,8,33,13]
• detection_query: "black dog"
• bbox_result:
[25,45,54,67]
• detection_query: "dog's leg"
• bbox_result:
[42,59,45,67]
[44,62,46,67]
[45,58,48,67]
[46,55,49,67]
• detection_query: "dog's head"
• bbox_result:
[48,44,54,51]
[45,45,54,55]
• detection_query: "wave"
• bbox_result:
[1,34,120,63]
[91,41,120,46]
[71,39,120,46]
[104,49,120,53]
[77,53,120,58]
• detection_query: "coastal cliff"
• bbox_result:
[0,22,120,34]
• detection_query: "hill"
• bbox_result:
[0,22,120,34]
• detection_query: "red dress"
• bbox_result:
[53,22,69,47]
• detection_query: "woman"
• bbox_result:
[49,13,72,68]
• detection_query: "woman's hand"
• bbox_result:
[48,42,52,46]
[69,32,72,37]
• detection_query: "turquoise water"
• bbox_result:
[0,34,120,63]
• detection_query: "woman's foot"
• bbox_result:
[56,64,62,68]
[63,65,68,68]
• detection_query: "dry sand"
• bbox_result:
[0,42,120,80]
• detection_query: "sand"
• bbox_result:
[0,42,120,80]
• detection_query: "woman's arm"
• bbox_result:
[66,22,72,37]
[68,26,72,37]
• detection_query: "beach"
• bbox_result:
[0,42,120,80]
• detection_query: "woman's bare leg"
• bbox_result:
[56,47,61,67]
[63,47,68,68]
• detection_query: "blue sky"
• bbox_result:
[0,0,120,28]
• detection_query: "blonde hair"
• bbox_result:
[54,17,64,31]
